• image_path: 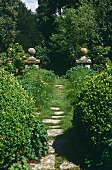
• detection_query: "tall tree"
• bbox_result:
[36,0,82,42]
[0,0,19,52]
[48,4,98,74]
[15,1,42,51]
[36,0,57,42]
[83,0,112,66]
[94,0,112,47]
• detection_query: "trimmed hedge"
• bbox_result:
[72,66,112,169]
[0,68,48,169]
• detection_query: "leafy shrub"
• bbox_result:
[72,66,112,169]
[19,66,55,110]
[10,156,32,170]
[0,68,48,169]
[24,119,48,160]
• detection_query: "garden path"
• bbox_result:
[30,82,80,170]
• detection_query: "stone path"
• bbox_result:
[30,85,80,170]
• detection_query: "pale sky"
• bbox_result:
[21,0,38,12]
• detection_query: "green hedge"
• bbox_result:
[72,66,112,169]
[0,68,48,169]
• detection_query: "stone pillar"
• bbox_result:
[24,48,40,68]
[76,48,91,68]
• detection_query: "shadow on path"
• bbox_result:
[52,128,85,169]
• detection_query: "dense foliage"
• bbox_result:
[0,68,48,169]
[10,156,32,170]
[72,66,112,169]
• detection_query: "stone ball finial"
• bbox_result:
[80,48,88,55]
[28,48,36,55]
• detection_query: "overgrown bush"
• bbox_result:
[72,66,112,169]
[0,68,48,169]
[65,66,97,104]
[19,66,55,110]
[65,65,97,82]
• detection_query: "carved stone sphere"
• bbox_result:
[28,48,36,55]
[80,48,88,55]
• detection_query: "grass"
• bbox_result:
[36,75,75,133]
[55,154,65,170]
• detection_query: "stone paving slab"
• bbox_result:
[42,119,61,124]
[54,84,63,86]
[47,129,63,137]
[48,139,54,146]
[35,112,41,115]
[49,145,55,154]
[31,154,55,170]
[54,111,64,115]
[52,115,64,119]
[49,125,60,129]
[51,107,60,110]
[48,140,55,153]
[54,84,64,88]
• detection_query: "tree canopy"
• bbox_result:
[49,4,98,59]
